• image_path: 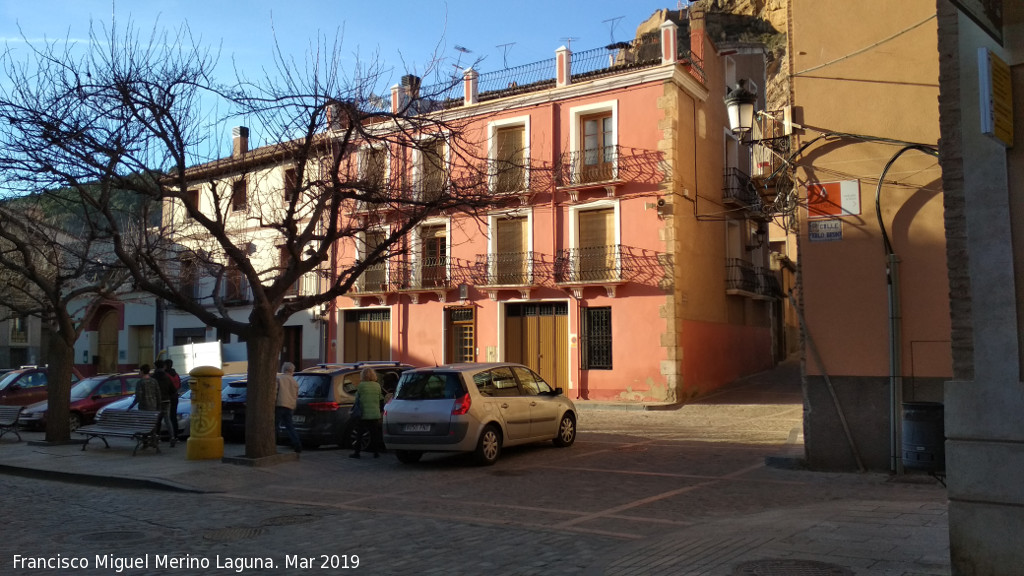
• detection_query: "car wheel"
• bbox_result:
[553,413,576,447]
[68,413,81,431]
[395,450,423,464]
[474,425,502,466]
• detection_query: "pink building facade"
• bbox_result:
[330,9,778,403]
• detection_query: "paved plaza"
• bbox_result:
[0,360,950,575]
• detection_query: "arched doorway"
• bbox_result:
[97,310,119,374]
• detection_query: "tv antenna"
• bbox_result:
[496,42,516,69]
[452,45,473,70]
[561,36,579,50]
[602,16,624,44]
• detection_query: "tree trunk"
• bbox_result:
[244,321,285,459]
[43,329,76,443]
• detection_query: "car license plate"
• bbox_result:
[293,415,305,424]
[222,412,233,421]
[404,424,430,432]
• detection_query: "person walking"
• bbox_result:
[128,364,161,412]
[152,359,179,446]
[276,362,302,453]
[165,358,182,392]
[350,367,384,459]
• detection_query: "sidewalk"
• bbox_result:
[0,359,951,576]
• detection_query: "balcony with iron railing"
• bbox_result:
[722,167,762,212]
[353,262,390,294]
[558,145,620,188]
[726,258,782,300]
[394,256,476,301]
[471,251,551,299]
[554,245,628,298]
[350,257,476,303]
[557,145,671,196]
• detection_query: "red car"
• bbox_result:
[19,373,141,430]
[0,367,53,406]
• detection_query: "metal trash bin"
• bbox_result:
[901,401,945,472]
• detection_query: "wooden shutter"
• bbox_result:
[496,217,527,284]
[495,126,524,193]
[578,209,615,280]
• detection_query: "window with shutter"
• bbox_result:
[362,231,388,291]
[495,217,527,284]
[578,209,616,281]
[494,125,525,194]
[420,137,447,202]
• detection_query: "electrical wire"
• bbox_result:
[792,14,937,78]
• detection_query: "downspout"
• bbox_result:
[874,144,939,474]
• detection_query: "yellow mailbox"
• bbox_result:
[186,366,224,460]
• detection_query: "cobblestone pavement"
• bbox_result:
[0,361,950,575]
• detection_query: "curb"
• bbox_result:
[0,463,209,493]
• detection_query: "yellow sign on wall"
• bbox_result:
[979,47,1014,148]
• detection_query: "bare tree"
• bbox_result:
[0,23,514,458]
[0,193,129,442]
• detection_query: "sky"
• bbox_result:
[0,1,679,151]
[0,1,676,81]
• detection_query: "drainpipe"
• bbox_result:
[874,144,939,474]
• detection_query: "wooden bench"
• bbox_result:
[75,409,163,456]
[0,405,23,442]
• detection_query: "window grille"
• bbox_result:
[581,307,612,370]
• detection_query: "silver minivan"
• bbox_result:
[383,362,577,465]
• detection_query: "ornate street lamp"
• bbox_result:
[724,80,758,136]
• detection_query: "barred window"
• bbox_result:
[581,307,612,370]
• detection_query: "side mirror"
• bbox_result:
[554,387,564,396]
[8,384,20,391]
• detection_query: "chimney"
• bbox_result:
[401,74,421,100]
[688,5,705,65]
[232,126,249,157]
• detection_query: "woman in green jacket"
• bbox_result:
[350,367,383,458]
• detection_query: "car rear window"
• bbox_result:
[395,372,466,400]
[295,374,330,398]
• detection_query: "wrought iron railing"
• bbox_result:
[556,145,671,188]
[726,258,782,299]
[571,32,663,82]
[390,256,475,290]
[478,59,558,102]
[726,258,759,294]
[678,47,706,84]
[409,26,709,110]
[554,245,671,286]
[722,167,762,210]
[354,262,389,293]
[558,145,619,186]
[9,324,27,344]
[554,245,625,283]
[756,267,784,299]
[472,251,541,286]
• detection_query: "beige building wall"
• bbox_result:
[790,1,949,470]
